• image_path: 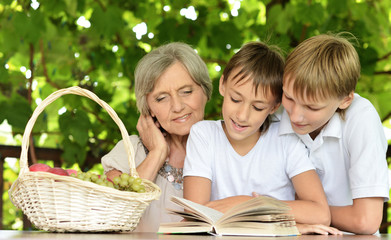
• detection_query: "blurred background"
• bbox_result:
[0,0,390,231]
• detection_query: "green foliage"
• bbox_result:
[0,0,390,229]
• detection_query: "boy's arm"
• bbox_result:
[205,196,254,213]
[183,176,212,205]
[183,176,253,213]
[289,170,331,226]
[330,197,384,234]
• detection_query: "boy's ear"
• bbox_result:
[270,103,281,114]
[219,75,225,96]
[339,91,354,110]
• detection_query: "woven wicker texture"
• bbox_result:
[9,86,161,232]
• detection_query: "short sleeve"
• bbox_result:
[183,122,213,180]
[345,103,389,200]
[101,135,147,174]
[284,135,315,179]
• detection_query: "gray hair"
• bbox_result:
[135,42,212,115]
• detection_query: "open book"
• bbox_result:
[158,196,300,236]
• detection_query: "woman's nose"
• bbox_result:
[171,95,185,112]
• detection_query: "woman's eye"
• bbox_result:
[156,96,166,102]
[181,90,193,95]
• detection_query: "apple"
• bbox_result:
[47,167,70,176]
[29,163,51,172]
[66,169,78,176]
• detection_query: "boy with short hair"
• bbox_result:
[280,32,389,234]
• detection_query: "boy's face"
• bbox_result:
[282,76,353,139]
[219,69,279,150]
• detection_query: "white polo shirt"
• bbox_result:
[279,94,389,206]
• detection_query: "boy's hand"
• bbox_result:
[296,223,342,235]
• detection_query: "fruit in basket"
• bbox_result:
[47,167,70,176]
[112,173,146,193]
[29,163,51,172]
[66,169,78,176]
[71,170,145,193]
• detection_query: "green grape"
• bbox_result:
[77,172,85,180]
[100,175,107,180]
[128,176,135,185]
[120,173,130,181]
[90,174,99,182]
[134,177,142,185]
[96,178,104,185]
[84,172,92,181]
[119,179,128,188]
[70,173,77,177]
[106,181,114,188]
[138,185,146,193]
[112,176,121,185]
[131,183,141,192]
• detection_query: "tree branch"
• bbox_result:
[94,0,106,11]
[28,43,37,165]
[40,39,61,89]
[382,112,391,123]
[374,71,391,75]
[378,51,391,62]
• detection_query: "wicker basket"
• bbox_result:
[9,86,161,232]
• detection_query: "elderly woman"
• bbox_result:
[102,42,212,232]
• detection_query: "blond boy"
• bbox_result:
[280,33,389,234]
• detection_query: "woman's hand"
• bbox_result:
[135,114,170,181]
[136,114,169,159]
[105,169,122,181]
[296,223,343,235]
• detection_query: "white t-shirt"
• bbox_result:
[279,93,389,206]
[183,120,315,201]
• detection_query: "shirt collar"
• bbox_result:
[279,110,343,142]
[321,113,342,139]
[278,110,295,135]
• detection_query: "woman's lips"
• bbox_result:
[173,113,191,123]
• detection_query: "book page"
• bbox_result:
[166,208,212,222]
[171,196,224,225]
[216,221,300,236]
[218,196,290,224]
[158,221,213,234]
[220,214,294,224]
[216,222,300,236]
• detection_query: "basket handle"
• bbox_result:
[19,86,137,177]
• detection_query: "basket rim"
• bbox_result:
[18,86,137,176]
[14,171,161,200]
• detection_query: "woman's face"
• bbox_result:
[146,62,208,137]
